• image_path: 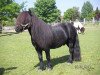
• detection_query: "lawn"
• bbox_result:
[0,25,100,75]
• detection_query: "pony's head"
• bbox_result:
[80,27,85,34]
[15,10,32,33]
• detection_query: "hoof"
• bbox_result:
[46,64,53,70]
[47,66,53,71]
[74,57,81,61]
[38,66,46,71]
[67,59,73,64]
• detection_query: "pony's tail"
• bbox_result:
[73,35,81,61]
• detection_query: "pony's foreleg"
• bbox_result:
[45,49,52,70]
[36,48,46,70]
[73,36,81,61]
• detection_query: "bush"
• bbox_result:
[2,20,15,26]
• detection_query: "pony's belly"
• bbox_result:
[50,39,66,49]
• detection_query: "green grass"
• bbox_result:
[0,25,100,75]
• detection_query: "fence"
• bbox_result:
[1,18,100,33]
[3,26,15,32]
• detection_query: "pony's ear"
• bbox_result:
[28,9,32,16]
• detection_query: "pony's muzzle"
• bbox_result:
[15,26,23,33]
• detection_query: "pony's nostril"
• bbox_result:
[15,27,19,33]
[15,26,23,33]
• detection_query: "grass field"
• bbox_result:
[0,25,100,75]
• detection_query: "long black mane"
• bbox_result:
[15,10,81,70]
[30,13,52,48]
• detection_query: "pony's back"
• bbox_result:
[50,22,77,48]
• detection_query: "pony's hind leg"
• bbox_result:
[45,49,52,70]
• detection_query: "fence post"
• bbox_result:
[92,17,95,24]
[84,18,85,24]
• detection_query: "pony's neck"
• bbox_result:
[29,13,51,38]
[31,13,47,27]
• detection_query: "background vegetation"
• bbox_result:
[0,0,100,26]
[0,0,25,26]
[30,0,61,23]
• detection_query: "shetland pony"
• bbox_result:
[15,10,81,70]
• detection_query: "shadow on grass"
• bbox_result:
[22,55,69,75]
[34,55,69,68]
[0,32,18,37]
[0,67,17,75]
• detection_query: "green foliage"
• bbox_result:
[33,0,61,23]
[20,1,27,11]
[0,0,12,7]
[86,11,95,20]
[2,19,15,26]
[64,7,80,21]
[81,1,93,20]
[0,0,21,26]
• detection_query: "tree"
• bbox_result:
[64,7,80,21]
[81,1,93,20]
[33,0,61,23]
[0,0,21,25]
[95,7,100,21]
[20,1,27,11]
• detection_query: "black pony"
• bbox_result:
[15,10,81,70]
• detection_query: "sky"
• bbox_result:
[15,0,100,16]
